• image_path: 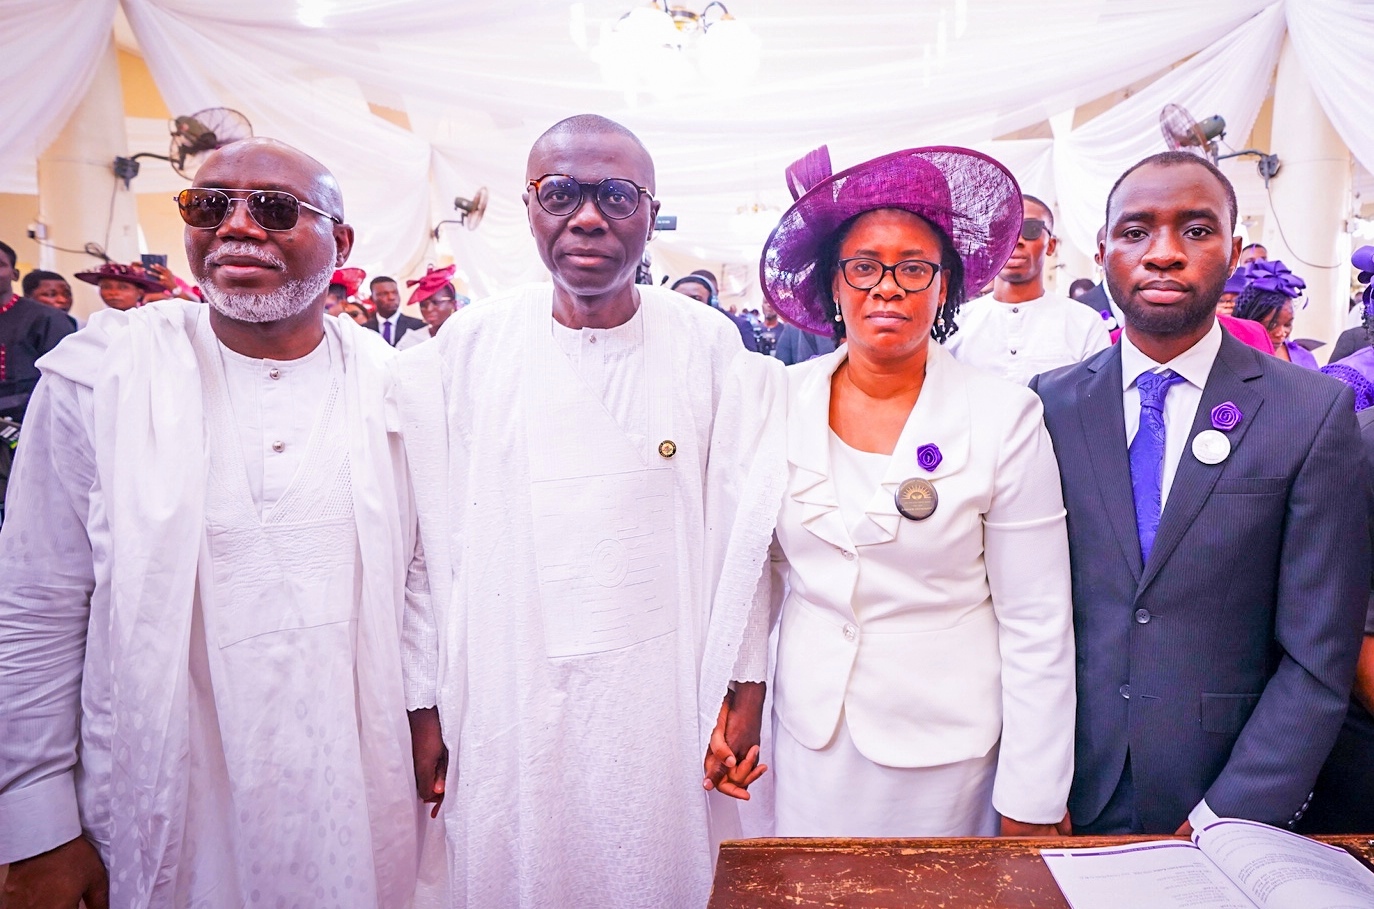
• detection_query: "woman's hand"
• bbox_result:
[702,683,768,799]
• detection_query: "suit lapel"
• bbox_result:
[850,344,971,547]
[1139,332,1266,592]
[1075,346,1144,582]
[788,349,852,553]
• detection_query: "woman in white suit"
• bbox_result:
[758,146,1076,837]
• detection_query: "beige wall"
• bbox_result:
[0,194,43,275]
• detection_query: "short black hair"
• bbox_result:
[0,240,16,269]
[1233,285,1290,328]
[327,282,348,299]
[370,275,396,288]
[21,269,64,295]
[1241,242,1266,252]
[1022,194,1054,232]
[816,209,966,345]
[1105,151,1238,231]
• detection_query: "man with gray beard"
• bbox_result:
[0,138,423,908]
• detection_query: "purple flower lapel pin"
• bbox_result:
[916,443,943,472]
[1210,401,1243,432]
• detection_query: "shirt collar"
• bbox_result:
[1120,318,1223,392]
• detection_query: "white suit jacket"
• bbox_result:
[771,342,1076,823]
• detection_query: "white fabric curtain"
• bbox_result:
[6,1,1374,295]
[1049,2,1287,260]
[0,0,117,193]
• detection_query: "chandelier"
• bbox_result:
[591,2,762,100]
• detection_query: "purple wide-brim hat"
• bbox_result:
[760,145,1023,336]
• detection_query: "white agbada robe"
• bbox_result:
[0,301,422,908]
[393,284,785,908]
[945,291,1112,385]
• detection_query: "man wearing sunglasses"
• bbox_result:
[946,194,1111,385]
[0,138,421,907]
[392,114,783,908]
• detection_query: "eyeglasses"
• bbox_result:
[526,174,653,220]
[1020,218,1053,241]
[837,257,942,293]
[175,188,343,232]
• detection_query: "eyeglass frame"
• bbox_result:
[525,173,654,221]
[175,187,343,232]
[836,257,944,293]
[1020,218,1053,242]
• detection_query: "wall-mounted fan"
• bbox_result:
[114,108,254,187]
[433,187,489,238]
[1159,103,1281,185]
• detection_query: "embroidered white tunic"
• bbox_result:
[945,291,1112,385]
[393,284,785,909]
[0,302,421,908]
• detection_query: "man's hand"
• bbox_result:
[702,682,767,800]
[1,835,108,909]
[1001,811,1072,837]
[1175,820,1193,837]
[408,706,448,818]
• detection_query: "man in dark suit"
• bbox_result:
[1297,407,1374,833]
[1031,151,1369,836]
[369,274,424,346]
[1328,324,1368,363]
[1075,225,1111,314]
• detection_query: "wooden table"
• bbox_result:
[707,835,1374,908]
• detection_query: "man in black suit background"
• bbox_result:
[1074,225,1111,315]
[1031,151,1369,836]
[369,274,424,346]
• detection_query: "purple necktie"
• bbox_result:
[382,321,392,344]
[1129,368,1186,564]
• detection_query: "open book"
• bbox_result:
[1041,818,1374,909]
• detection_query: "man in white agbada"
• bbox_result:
[945,194,1111,384]
[395,115,784,907]
[0,139,421,908]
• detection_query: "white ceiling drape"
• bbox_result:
[3,1,1374,295]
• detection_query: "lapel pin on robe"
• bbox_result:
[658,439,677,459]
[1193,401,1243,465]
[896,443,942,520]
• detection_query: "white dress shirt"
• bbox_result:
[946,290,1112,385]
[378,311,401,345]
[1120,320,1222,507]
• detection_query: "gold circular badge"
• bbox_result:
[658,439,677,459]
[895,477,938,521]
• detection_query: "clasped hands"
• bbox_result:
[702,681,767,800]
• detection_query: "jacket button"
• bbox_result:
[271,440,285,453]
[840,549,855,561]
[268,367,281,379]
[843,624,857,642]
[1135,608,1151,624]
[1119,684,1131,699]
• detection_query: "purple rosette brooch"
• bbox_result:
[1210,401,1243,432]
[916,443,943,472]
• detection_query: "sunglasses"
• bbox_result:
[1020,218,1053,241]
[526,174,653,220]
[175,188,343,232]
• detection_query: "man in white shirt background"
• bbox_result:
[946,194,1111,384]
[0,137,422,907]
[370,274,423,346]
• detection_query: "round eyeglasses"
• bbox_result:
[176,188,342,232]
[837,257,942,293]
[526,174,653,220]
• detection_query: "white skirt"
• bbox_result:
[772,710,1000,837]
